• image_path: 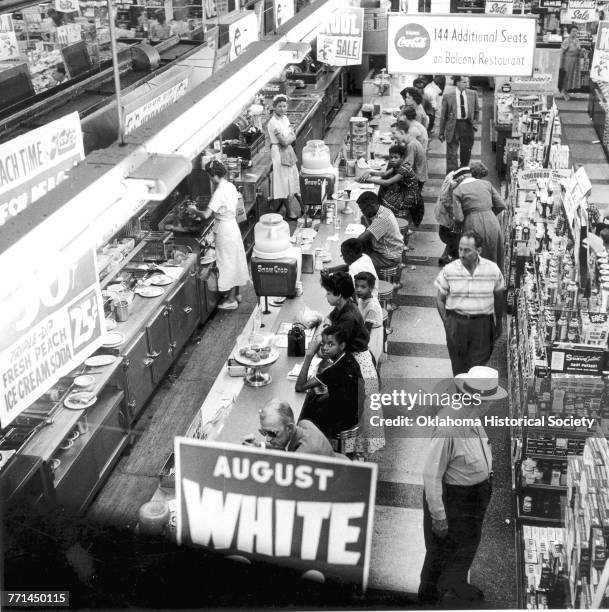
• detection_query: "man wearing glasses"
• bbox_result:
[243,399,335,457]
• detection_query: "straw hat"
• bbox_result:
[454,366,507,401]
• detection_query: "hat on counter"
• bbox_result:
[454,366,507,401]
[452,166,471,181]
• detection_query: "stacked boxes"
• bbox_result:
[565,437,609,607]
[523,525,567,608]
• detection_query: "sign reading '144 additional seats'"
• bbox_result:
[316,8,364,67]
[0,237,104,428]
[591,21,609,82]
[387,14,536,76]
[176,438,377,589]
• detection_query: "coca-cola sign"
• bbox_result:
[394,23,430,61]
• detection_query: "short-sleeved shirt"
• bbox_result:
[208,178,238,223]
[329,300,370,353]
[349,254,379,298]
[434,256,504,315]
[367,205,404,262]
[405,139,428,183]
[358,296,384,363]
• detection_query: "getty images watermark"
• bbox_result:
[363,378,598,438]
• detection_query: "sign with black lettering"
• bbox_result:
[591,21,609,83]
[485,0,514,16]
[567,0,596,21]
[0,238,104,428]
[0,112,84,228]
[317,8,364,66]
[550,344,606,374]
[176,438,377,589]
[386,14,537,76]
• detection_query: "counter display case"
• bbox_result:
[0,64,346,514]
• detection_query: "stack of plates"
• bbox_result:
[136,286,165,298]
[102,332,125,348]
[84,355,117,368]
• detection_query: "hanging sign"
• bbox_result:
[316,8,364,66]
[567,0,596,20]
[123,76,189,135]
[176,438,377,589]
[55,0,80,11]
[228,12,258,61]
[387,14,537,76]
[0,31,19,61]
[591,21,609,82]
[486,0,514,15]
[275,0,294,28]
[0,15,14,32]
[0,112,84,229]
[0,238,104,428]
[539,0,562,7]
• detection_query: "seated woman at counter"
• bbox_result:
[359,143,420,223]
[296,326,363,443]
[319,271,384,458]
[187,160,250,310]
[267,94,305,220]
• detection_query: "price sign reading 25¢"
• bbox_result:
[0,243,104,428]
[69,290,101,353]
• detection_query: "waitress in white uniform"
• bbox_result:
[188,160,250,310]
[267,94,305,220]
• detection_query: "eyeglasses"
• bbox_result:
[259,428,279,439]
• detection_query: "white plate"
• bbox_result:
[85,355,117,368]
[74,375,95,388]
[149,274,173,286]
[234,349,280,368]
[102,332,125,348]
[136,286,165,298]
[200,256,216,265]
[64,392,97,410]
[105,318,117,331]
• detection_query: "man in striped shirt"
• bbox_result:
[356,191,404,273]
[435,230,505,375]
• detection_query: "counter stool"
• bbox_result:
[378,307,389,376]
[377,280,396,332]
[332,424,360,456]
[397,218,413,252]
[378,265,401,305]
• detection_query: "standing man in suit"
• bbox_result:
[438,76,479,173]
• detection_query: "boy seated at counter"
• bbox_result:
[243,399,335,457]
[295,326,364,443]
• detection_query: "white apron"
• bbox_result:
[209,179,250,292]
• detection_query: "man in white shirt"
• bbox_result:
[418,366,506,605]
[422,76,445,136]
[326,238,379,297]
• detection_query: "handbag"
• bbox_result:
[279,144,298,167]
[235,192,247,224]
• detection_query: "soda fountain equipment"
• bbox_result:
[251,214,302,312]
[299,140,338,226]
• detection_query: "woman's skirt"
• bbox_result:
[353,350,385,458]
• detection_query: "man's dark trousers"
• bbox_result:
[446,119,475,172]
[419,480,492,603]
[444,312,494,376]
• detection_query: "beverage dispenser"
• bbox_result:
[299,140,337,210]
[251,214,302,297]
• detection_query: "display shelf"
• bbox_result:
[521,482,568,492]
[51,388,124,486]
[99,239,148,289]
